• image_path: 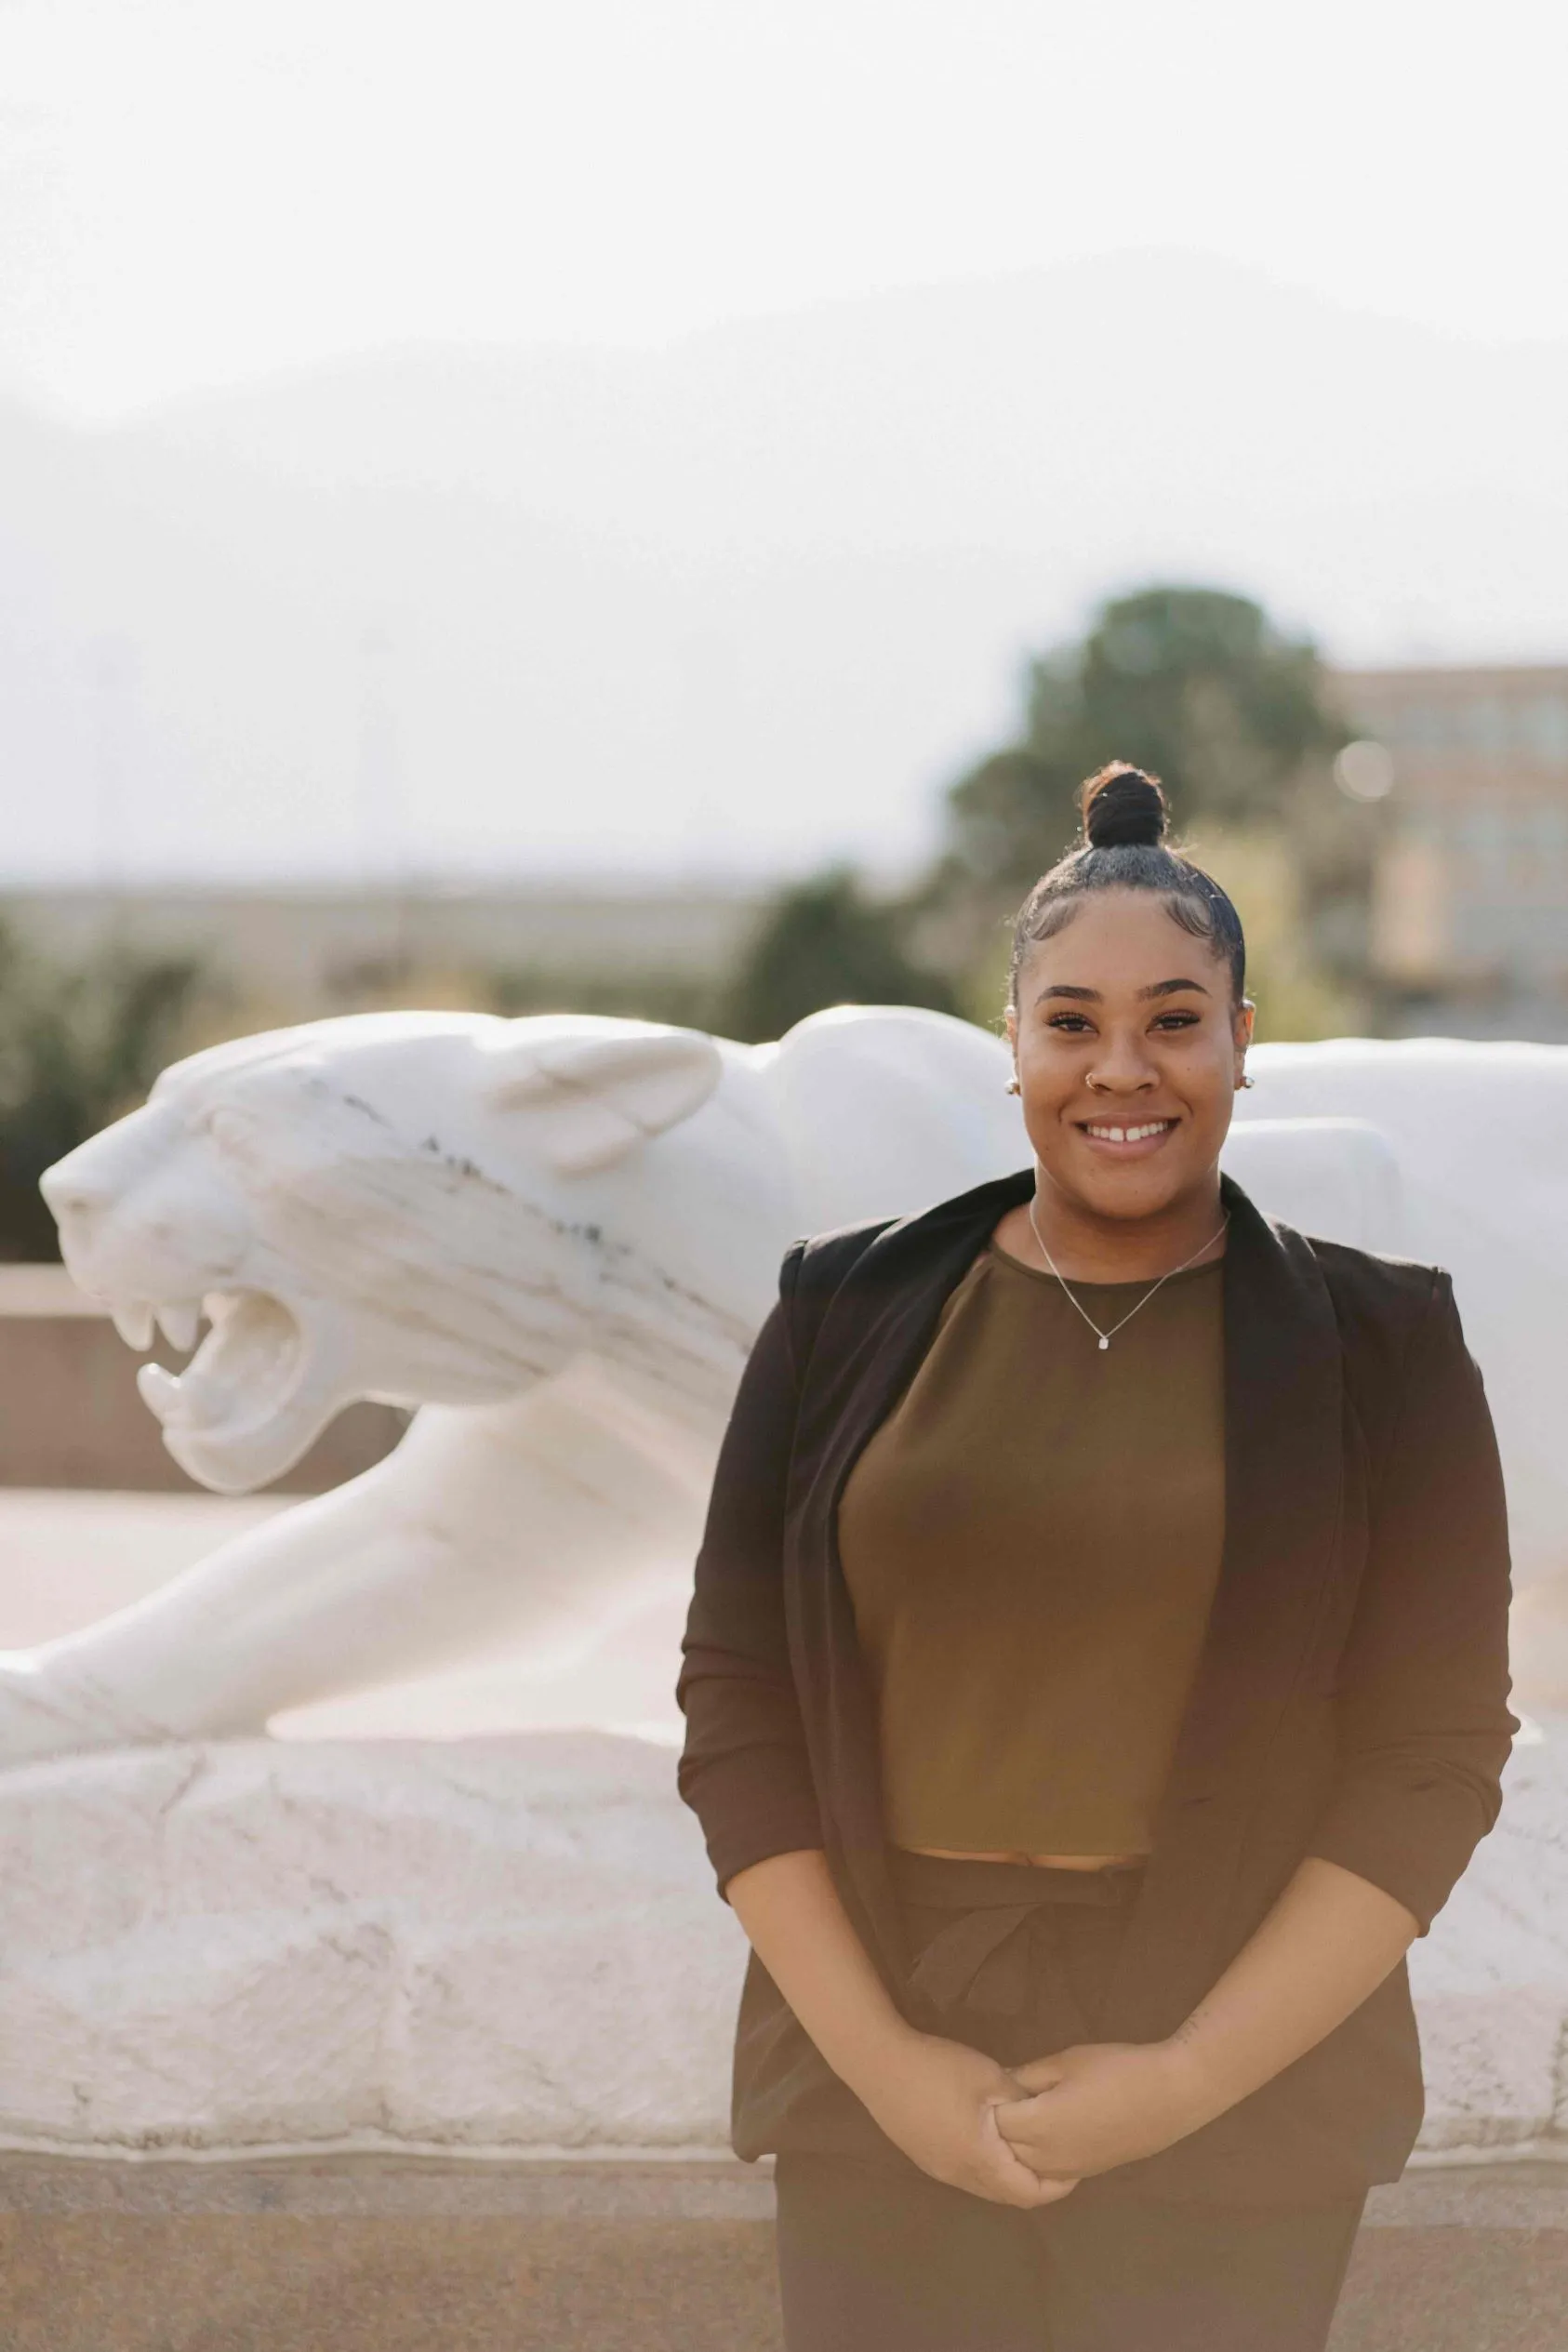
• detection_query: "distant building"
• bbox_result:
[1334,664,1568,1039]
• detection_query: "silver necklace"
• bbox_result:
[1025,1197,1229,1350]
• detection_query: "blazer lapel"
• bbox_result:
[1098,1172,1347,2039]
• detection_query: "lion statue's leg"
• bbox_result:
[0,1364,711,1771]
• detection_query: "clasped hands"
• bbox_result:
[858,2025,1212,2211]
[993,2036,1211,2195]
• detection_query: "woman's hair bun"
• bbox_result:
[1080,762,1170,850]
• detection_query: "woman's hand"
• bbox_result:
[992,2040,1206,2180]
[856,2026,1084,2208]
[724,1854,1079,2207]
[995,1861,1424,2183]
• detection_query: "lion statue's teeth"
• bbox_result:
[132,1294,303,1444]
[135,1362,185,1427]
[110,1301,154,1352]
[157,1303,201,1353]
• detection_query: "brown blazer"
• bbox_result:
[676,1167,1517,2202]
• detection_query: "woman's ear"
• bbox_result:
[1232,997,1256,1083]
[1003,1006,1023,1094]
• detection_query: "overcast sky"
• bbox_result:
[4,0,1566,418]
[1,3,1565,887]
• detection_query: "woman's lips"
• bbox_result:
[1075,1117,1178,1155]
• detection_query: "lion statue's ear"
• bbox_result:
[482,1024,725,1176]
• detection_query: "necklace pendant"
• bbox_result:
[1097,1335,1110,1350]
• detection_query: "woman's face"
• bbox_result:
[1005,887,1254,1225]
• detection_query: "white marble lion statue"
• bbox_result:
[7,1005,1568,1772]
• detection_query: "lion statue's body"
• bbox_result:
[7,1005,1568,1767]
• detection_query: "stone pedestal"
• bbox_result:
[0,1733,743,2158]
[2,1723,1563,2163]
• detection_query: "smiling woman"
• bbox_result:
[678,759,1517,2351]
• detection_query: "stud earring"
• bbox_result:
[1237,1072,1255,1090]
[1005,1075,1021,1096]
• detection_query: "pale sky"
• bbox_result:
[3,0,1566,419]
[2,1,1566,887]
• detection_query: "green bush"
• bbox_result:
[718,869,959,1044]
[0,920,203,1260]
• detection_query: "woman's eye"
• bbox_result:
[1043,1010,1201,1036]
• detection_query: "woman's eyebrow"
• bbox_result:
[1032,977,1211,1003]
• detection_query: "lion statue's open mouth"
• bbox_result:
[88,1277,352,1493]
[135,1289,305,1452]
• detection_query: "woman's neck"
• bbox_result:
[1002,1172,1229,1284]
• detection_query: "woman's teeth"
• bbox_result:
[1084,1121,1175,1143]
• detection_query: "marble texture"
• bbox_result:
[0,1721,1561,2163]
[0,1733,742,2158]
[1409,1722,1568,2158]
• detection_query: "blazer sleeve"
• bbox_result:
[1306,1269,1519,1933]
[676,1242,824,1896]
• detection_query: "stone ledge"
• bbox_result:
[3,2153,1565,2230]
[0,2153,775,2221]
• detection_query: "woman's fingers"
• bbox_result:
[854,2030,1088,2207]
[1028,2173,1083,2204]
[1006,2052,1070,2094]
[976,2099,1081,2205]
[994,2099,1061,2166]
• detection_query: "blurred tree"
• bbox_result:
[0,921,203,1259]
[719,868,959,1043]
[942,585,1347,894]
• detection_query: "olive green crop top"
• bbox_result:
[838,1239,1226,1858]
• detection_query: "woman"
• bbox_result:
[676,764,1516,2352]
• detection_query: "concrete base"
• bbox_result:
[1,2158,1565,2352]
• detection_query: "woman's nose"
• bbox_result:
[1086,1037,1158,1092]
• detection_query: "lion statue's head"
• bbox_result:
[41,1011,798,1492]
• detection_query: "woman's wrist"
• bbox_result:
[822,2011,929,2108]
[1149,2031,1229,2134]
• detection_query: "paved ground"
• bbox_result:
[2,2157,1565,2351]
